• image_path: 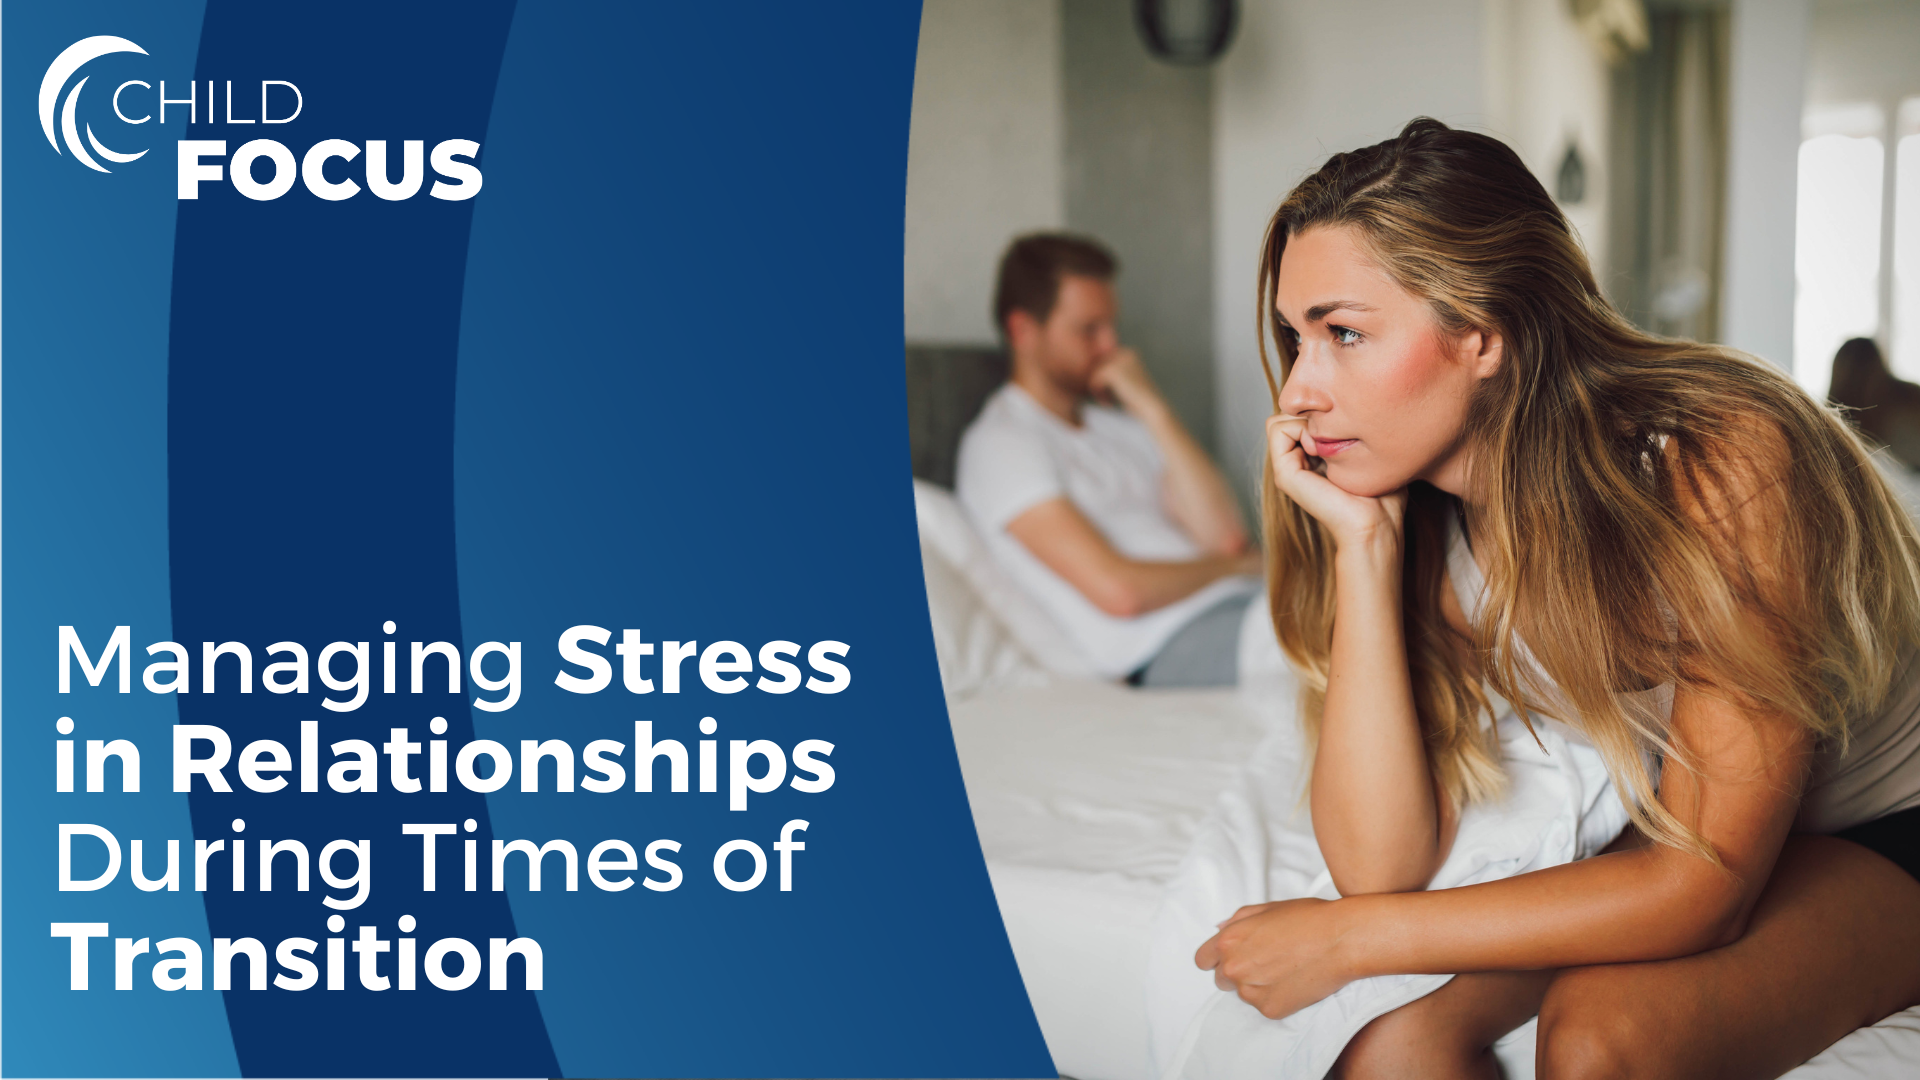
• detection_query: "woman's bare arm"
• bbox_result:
[1330,418,1814,945]
[1312,531,1459,895]
[1343,683,1811,972]
[1200,681,1812,1018]
[1263,413,1456,896]
[1204,423,1816,1016]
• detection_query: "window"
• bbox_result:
[1794,103,1885,398]
[1893,97,1920,379]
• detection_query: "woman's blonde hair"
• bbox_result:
[1258,118,1920,856]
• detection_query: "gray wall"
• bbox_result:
[1062,0,1218,454]
[1807,0,1920,107]
[904,0,1065,344]
[1483,0,1613,285]
[1721,0,1810,371]
[903,0,1220,455]
[1212,0,1487,506]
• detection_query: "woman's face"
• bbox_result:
[1274,225,1502,499]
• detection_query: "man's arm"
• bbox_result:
[1006,497,1258,618]
[1090,348,1249,555]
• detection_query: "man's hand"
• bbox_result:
[1087,347,1168,422]
[1087,346,1251,556]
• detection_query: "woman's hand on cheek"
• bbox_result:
[1194,897,1357,1020]
[1266,414,1406,553]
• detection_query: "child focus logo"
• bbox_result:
[39,36,155,174]
[38,35,482,203]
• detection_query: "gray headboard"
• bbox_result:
[905,343,1009,489]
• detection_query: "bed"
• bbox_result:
[916,469,1920,1080]
[951,679,1266,1079]
[903,344,1920,1078]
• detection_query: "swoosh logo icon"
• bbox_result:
[40,35,149,172]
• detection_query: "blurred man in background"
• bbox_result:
[956,233,1260,686]
[1831,336,1920,472]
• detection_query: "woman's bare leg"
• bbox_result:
[1331,969,1552,1080]
[1537,835,1920,1080]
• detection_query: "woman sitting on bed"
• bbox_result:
[1195,117,1920,1079]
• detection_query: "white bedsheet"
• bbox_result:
[950,680,1269,1080]
[1149,711,1629,1079]
[952,676,1920,1080]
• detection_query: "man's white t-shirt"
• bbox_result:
[955,383,1256,679]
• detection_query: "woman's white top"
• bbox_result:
[1446,512,1920,833]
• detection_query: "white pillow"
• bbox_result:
[1234,583,1300,727]
[919,534,1050,698]
[913,479,1096,682]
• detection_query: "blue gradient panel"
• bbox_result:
[2,2,238,1076]
[164,2,556,1076]
[5,1,1052,1075]
[452,2,1050,1074]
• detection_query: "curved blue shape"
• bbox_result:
[165,1,555,1075]
[452,3,1054,1075]
[2,2,237,1075]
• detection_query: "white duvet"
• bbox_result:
[954,673,1920,1080]
[950,678,1269,1080]
[1144,691,1627,1078]
[925,478,1920,1079]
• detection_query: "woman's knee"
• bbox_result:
[1538,974,1669,1080]
[1332,996,1479,1080]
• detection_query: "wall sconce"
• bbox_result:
[1134,0,1239,66]
[1556,140,1588,205]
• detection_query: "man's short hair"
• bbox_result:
[992,232,1118,337]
